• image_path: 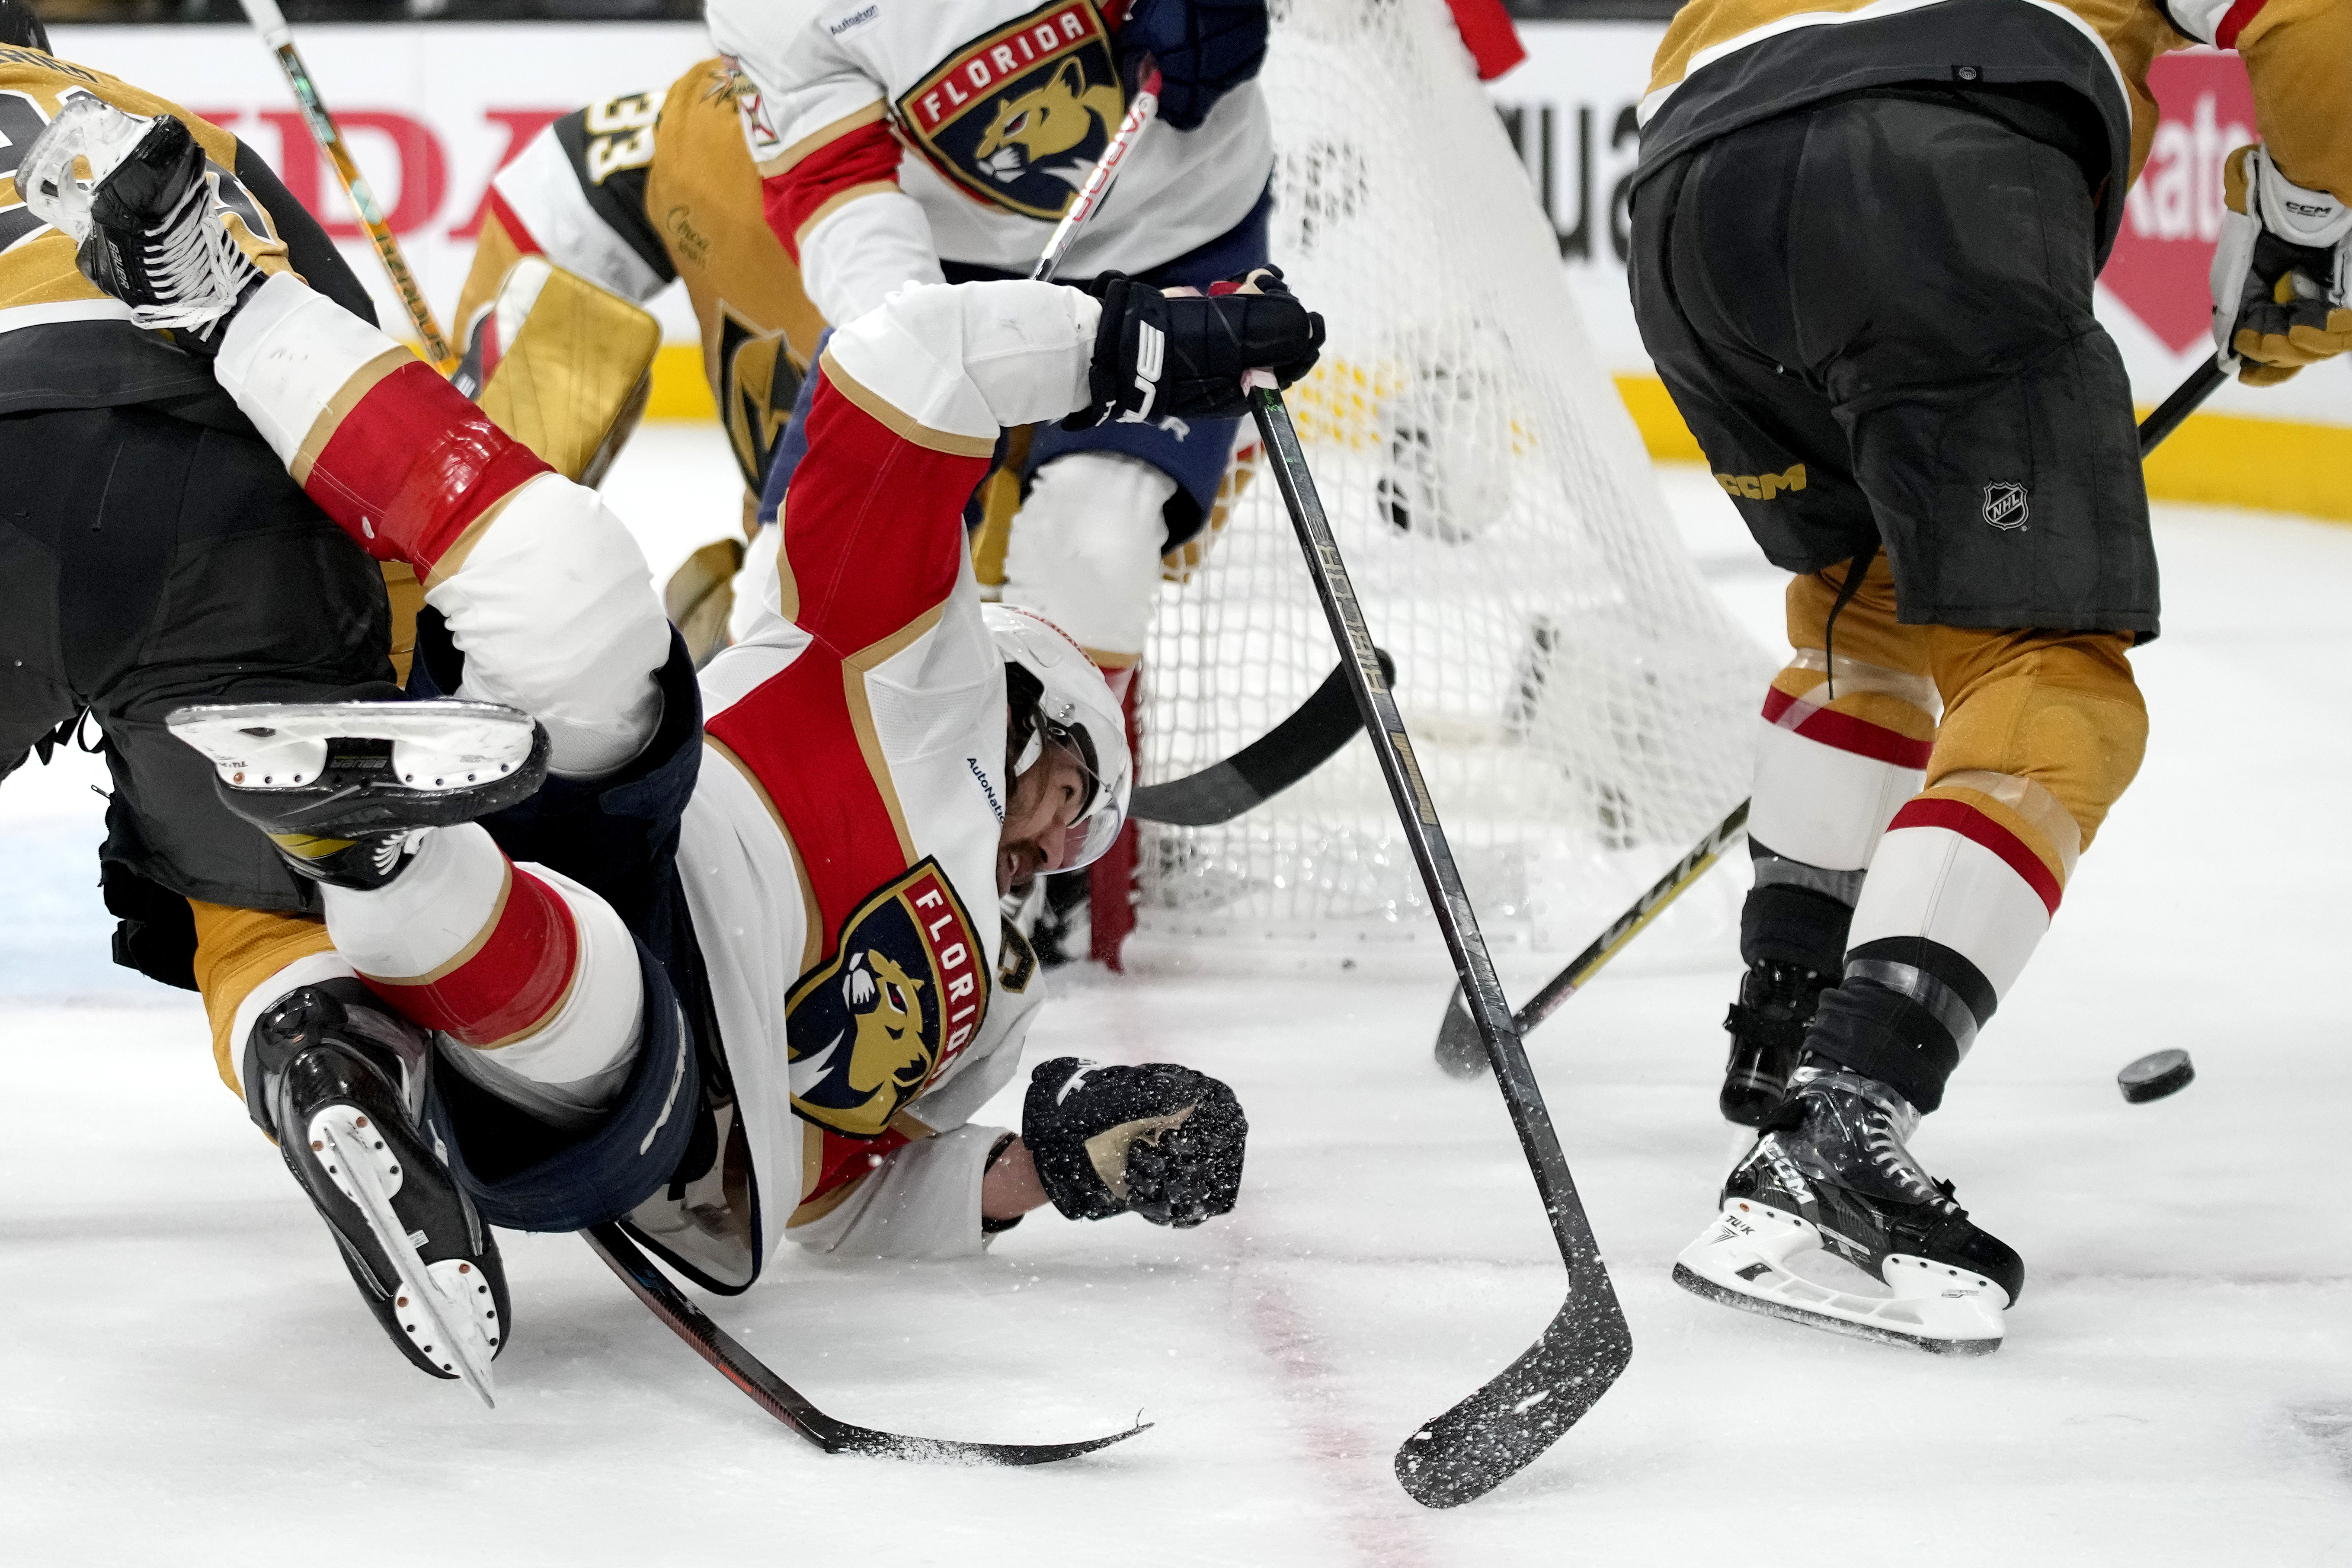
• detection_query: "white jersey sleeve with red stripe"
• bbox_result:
[672,278,1098,1269]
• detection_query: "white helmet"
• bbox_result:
[984,603,1132,873]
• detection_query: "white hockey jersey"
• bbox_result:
[628,280,1106,1288]
[704,0,1273,324]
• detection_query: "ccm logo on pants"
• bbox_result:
[1715,463,1807,500]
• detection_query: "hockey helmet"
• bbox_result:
[985,603,1131,874]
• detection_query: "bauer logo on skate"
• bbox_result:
[897,0,1121,221]
[786,858,991,1139]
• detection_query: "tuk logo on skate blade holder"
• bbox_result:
[786,858,990,1140]
[1984,481,2030,531]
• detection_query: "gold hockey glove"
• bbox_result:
[2211,144,2352,386]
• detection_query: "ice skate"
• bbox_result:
[1674,1061,2023,1355]
[19,95,265,341]
[168,700,548,888]
[244,981,508,1404]
[1717,958,1829,1127]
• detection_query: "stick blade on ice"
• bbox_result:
[1394,1291,1632,1507]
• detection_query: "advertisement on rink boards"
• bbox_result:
[46,21,2349,429]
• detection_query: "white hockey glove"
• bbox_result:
[2210,143,2352,386]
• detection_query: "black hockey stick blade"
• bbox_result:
[584,1222,1149,1465]
[1130,648,1396,826]
[1395,1288,1633,1507]
[1436,800,1752,1079]
[1248,383,1628,1506]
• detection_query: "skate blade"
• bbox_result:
[168,700,537,794]
[313,1110,499,1407]
[17,96,158,243]
[1674,1200,2006,1356]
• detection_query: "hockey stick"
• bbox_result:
[236,0,458,373]
[1246,381,1632,1507]
[1434,800,1750,1078]
[1432,356,2232,1078]
[1130,648,1394,825]
[2138,353,2230,452]
[1030,61,1161,283]
[585,1223,1148,1464]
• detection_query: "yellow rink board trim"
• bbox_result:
[628,346,2352,525]
[647,342,719,421]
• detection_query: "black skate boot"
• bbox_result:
[167,700,550,889]
[1674,1058,2023,1354]
[244,980,509,1402]
[1718,959,1830,1126]
[19,96,266,348]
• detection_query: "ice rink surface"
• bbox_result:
[7,429,2351,1565]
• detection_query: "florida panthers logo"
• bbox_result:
[787,859,991,1139]
[896,0,1124,221]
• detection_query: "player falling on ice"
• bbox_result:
[1630,0,2349,1351]
[707,0,1275,695]
[26,95,1320,1398]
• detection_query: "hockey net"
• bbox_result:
[1129,0,1766,961]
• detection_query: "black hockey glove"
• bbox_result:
[1023,1058,1247,1226]
[1068,266,1324,429]
[1119,0,1269,131]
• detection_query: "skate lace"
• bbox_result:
[131,172,251,331]
[1861,1114,1944,1206]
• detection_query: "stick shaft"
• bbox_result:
[1030,63,1161,284]
[2137,356,2228,457]
[1517,801,1749,1032]
[238,0,456,371]
[1252,386,1607,1274]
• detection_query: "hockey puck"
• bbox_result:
[2118,1049,2195,1104]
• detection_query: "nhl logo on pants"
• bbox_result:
[1983,481,2030,531]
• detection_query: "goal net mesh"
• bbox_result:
[1134,0,1765,952]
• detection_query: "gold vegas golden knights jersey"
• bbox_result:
[455,58,828,515]
[1637,0,2352,266]
[0,44,378,423]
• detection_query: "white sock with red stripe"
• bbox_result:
[319,824,643,1126]
[1750,651,1936,871]
[1812,770,2081,1111]
[1744,653,1936,969]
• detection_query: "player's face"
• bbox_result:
[997,739,1091,894]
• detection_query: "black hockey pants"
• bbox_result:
[1630,86,2159,637]
[0,403,399,981]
